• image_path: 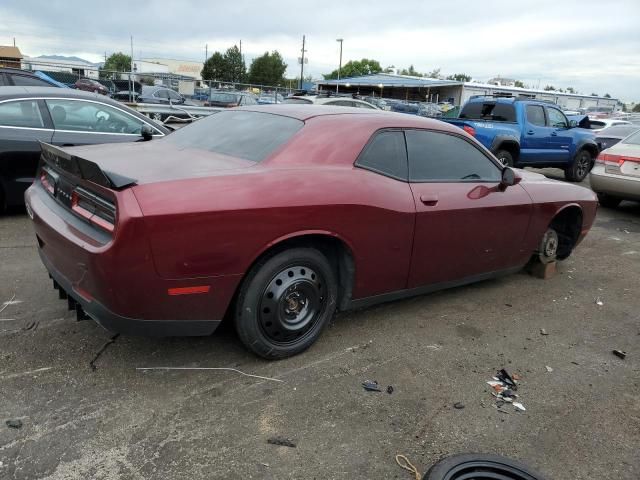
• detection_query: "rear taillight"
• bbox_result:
[71,187,116,233]
[597,152,640,174]
[463,125,476,137]
[40,168,56,194]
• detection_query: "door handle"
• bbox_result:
[420,194,439,206]
[527,130,535,135]
[550,132,557,136]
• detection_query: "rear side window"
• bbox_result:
[11,75,52,87]
[165,110,303,162]
[0,100,45,128]
[622,131,640,145]
[406,130,501,182]
[460,102,516,122]
[355,130,407,180]
[526,105,546,126]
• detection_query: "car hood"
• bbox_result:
[64,140,256,186]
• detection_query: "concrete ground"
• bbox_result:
[1,171,639,480]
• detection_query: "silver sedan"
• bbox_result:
[590,129,640,207]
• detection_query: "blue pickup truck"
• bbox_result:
[443,97,599,182]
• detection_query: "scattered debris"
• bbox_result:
[386,385,394,394]
[545,366,553,373]
[496,369,517,390]
[0,294,16,315]
[571,361,580,365]
[395,454,421,480]
[89,334,120,371]
[504,303,513,308]
[267,436,296,448]
[23,321,38,331]
[6,419,22,429]
[362,380,382,392]
[511,373,521,381]
[453,402,465,409]
[426,344,442,350]
[485,369,525,413]
[540,328,548,336]
[612,350,627,360]
[595,297,604,306]
[136,366,284,383]
[513,402,526,412]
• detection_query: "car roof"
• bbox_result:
[0,67,41,76]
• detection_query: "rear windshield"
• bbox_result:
[210,92,240,103]
[282,97,313,104]
[589,121,606,129]
[164,110,303,162]
[622,130,640,145]
[598,125,639,138]
[459,102,516,122]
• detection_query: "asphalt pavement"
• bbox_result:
[1,171,639,480]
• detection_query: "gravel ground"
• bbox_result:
[1,171,639,480]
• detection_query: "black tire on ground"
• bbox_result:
[565,149,593,182]
[234,247,337,359]
[597,193,622,209]
[495,149,514,167]
[423,453,548,480]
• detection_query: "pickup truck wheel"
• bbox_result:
[495,150,514,167]
[597,193,622,209]
[565,149,593,182]
[235,247,337,359]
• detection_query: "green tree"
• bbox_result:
[446,73,472,82]
[544,85,556,91]
[633,104,640,112]
[323,58,383,79]
[223,45,246,83]
[604,93,611,98]
[399,65,423,77]
[100,52,131,77]
[566,87,576,94]
[591,93,598,96]
[514,80,525,88]
[248,51,287,86]
[426,68,441,79]
[201,52,226,81]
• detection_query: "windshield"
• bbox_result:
[209,92,240,103]
[164,110,303,162]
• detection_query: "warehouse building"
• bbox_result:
[318,73,619,112]
[0,46,23,69]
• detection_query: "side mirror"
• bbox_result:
[141,124,154,141]
[569,120,578,128]
[500,167,517,188]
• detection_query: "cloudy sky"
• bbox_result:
[1,0,639,100]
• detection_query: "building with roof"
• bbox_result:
[318,73,619,112]
[141,58,203,80]
[0,46,23,69]
[22,56,99,79]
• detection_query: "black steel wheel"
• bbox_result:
[235,247,337,359]
[565,149,593,182]
[423,453,548,480]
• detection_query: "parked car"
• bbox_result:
[282,95,378,109]
[191,88,210,101]
[594,124,640,150]
[0,68,64,88]
[204,91,258,107]
[443,97,599,182]
[363,96,390,110]
[111,90,140,102]
[588,118,632,132]
[25,105,597,359]
[138,86,187,105]
[0,86,169,211]
[590,128,640,208]
[74,78,109,95]
[257,92,284,104]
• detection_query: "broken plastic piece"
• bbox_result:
[386,385,394,394]
[5,419,22,429]
[596,298,604,306]
[267,436,296,448]
[496,369,517,390]
[540,328,548,335]
[453,402,465,409]
[362,380,382,392]
[513,402,526,411]
[612,350,627,360]
[545,366,553,373]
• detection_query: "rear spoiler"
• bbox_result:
[39,142,136,189]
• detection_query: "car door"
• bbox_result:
[154,89,170,104]
[0,99,53,206]
[545,106,574,162]
[520,104,551,164]
[405,129,532,288]
[45,98,157,147]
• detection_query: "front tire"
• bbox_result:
[235,248,337,359]
[565,149,593,182]
[495,149,514,167]
[597,193,621,209]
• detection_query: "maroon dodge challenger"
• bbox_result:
[25,105,597,359]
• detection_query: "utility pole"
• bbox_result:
[129,35,134,103]
[336,38,343,93]
[299,35,306,90]
[205,43,208,63]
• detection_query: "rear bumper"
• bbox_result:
[590,165,640,201]
[40,240,221,337]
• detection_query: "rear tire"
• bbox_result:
[597,193,621,209]
[423,453,548,480]
[235,247,337,359]
[495,149,514,167]
[565,149,593,182]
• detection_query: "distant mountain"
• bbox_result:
[37,54,98,65]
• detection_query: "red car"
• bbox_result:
[25,106,597,359]
[74,78,109,95]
